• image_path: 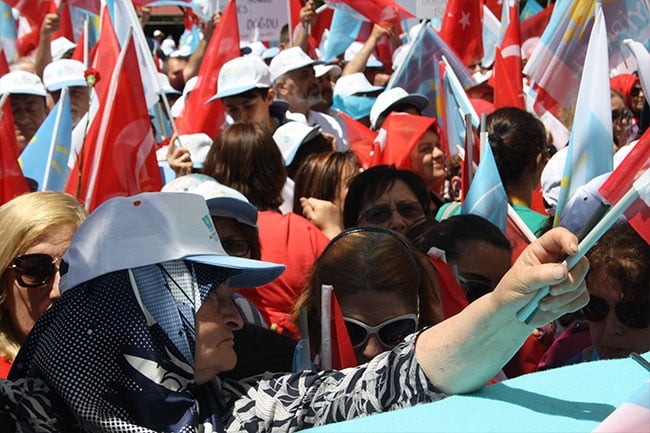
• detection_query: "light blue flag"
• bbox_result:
[520,0,543,21]
[0,1,17,63]
[388,23,475,125]
[19,89,73,191]
[179,23,201,55]
[554,6,613,225]
[482,4,501,67]
[461,142,508,233]
[321,7,362,62]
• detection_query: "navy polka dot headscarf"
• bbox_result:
[8,260,236,432]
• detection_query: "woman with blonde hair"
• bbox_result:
[0,191,86,377]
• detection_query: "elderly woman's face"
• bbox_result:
[3,224,76,343]
[586,276,650,360]
[193,279,243,384]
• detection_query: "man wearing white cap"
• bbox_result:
[269,47,348,150]
[0,71,49,152]
[207,56,289,135]
[43,59,89,127]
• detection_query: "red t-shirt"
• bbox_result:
[0,356,12,379]
[243,211,330,340]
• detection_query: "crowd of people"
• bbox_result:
[0,0,648,431]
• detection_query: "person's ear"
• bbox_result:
[266,88,276,105]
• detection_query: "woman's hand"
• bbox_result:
[300,197,343,239]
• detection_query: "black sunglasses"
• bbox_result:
[11,253,61,288]
[359,202,424,225]
[457,275,494,303]
[582,295,649,329]
[611,108,633,122]
[343,314,418,348]
[630,86,643,98]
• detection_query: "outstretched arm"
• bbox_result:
[415,227,589,394]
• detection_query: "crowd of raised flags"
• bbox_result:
[0,0,649,247]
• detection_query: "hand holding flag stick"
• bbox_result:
[517,168,650,324]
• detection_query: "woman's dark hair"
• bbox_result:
[343,165,431,228]
[202,122,287,210]
[292,226,443,353]
[487,107,547,186]
[586,222,650,302]
[286,133,333,179]
[292,151,360,214]
[407,214,511,260]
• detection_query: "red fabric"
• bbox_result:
[327,0,414,27]
[4,0,50,26]
[0,93,31,205]
[438,0,483,66]
[15,26,40,58]
[176,0,240,139]
[288,0,303,41]
[530,183,547,215]
[537,321,591,371]
[610,74,640,113]
[505,215,531,263]
[370,112,438,170]
[490,3,525,110]
[329,289,357,369]
[0,356,12,379]
[482,0,503,20]
[68,0,100,15]
[65,34,161,211]
[520,4,554,42]
[428,256,469,319]
[245,211,330,340]
[338,111,375,170]
[599,128,650,243]
[51,0,75,42]
[503,333,549,378]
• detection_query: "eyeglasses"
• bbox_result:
[359,202,424,225]
[343,314,418,348]
[221,239,252,258]
[457,275,494,303]
[11,253,61,288]
[611,108,633,123]
[581,295,649,329]
[630,86,643,98]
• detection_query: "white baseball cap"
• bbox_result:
[162,174,258,228]
[314,64,342,80]
[333,72,383,96]
[160,38,177,57]
[344,41,382,68]
[272,121,321,165]
[208,56,272,102]
[369,87,429,130]
[269,46,323,82]
[0,71,47,97]
[170,45,192,58]
[59,192,284,292]
[170,76,198,118]
[157,72,181,95]
[43,59,87,91]
[50,37,76,61]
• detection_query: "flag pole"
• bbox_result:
[321,284,333,371]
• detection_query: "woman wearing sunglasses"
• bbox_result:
[610,73,644,140]
[0,192,86,378]
[293,226,444,366]
[581,223,650,361]
[539,222,650,370]
[344,165,431,236]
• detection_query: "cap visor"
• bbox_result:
[184,254,284,288]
